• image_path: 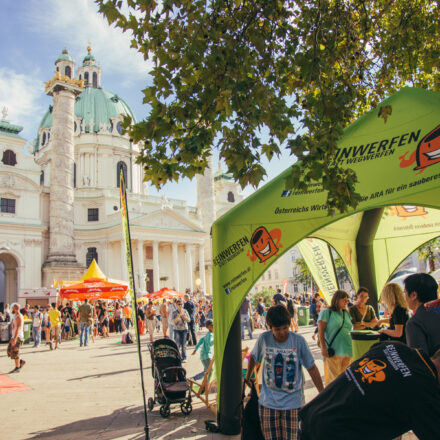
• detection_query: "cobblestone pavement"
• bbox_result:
[0,325,417,439]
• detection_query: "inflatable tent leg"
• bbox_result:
[219,311,242,435]
[356,208,384,314]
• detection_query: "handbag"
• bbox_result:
[241,381,264,440]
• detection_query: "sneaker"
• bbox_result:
[19,360,26,370]
[50,341,53,350]
[10,367,20,373]
[80,343,83,347]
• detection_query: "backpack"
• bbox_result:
[241,381,264,440]
[287,299,295,317]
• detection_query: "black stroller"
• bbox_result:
[147,338,192,418]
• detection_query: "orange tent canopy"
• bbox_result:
[59,277,129,301]
[145,287,185,300]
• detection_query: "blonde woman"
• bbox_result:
[377,283,409,343]
[318,290,353,386]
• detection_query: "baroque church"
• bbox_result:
[0,47,242,307]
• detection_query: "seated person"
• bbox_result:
[299,342,440,440]
[349,287,378,330]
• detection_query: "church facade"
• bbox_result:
[0,48,242,307]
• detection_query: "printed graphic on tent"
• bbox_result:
[297,238,338,304]
[373,205,440,293]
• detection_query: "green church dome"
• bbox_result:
[35,87,136,152]
[55,49,73,64]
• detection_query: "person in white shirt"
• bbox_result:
[32,305,43,347]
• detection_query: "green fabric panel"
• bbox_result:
[373,204,440,295]
[297,238,338,304]
[213,87,440,409]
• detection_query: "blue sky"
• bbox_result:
[0,0,294,205]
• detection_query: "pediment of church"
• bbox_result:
[132,208,204,233]
[0,171,39,192]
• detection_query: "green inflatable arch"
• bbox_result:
[212,87,440,433]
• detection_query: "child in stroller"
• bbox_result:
[147,338,192,418]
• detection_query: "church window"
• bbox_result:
[88,208,99,222]
[1,198,15,214]
[274,270,279,279]
[116,121,123,135]
[84,72,89,86]
[116,161,128,188]
[93,72,98,88]
[293,283,298,293]
[86,247,98,267]
[267,271,272,280]
[42,133,46,146]
[79,74,82,80]
[73,163,76,188]
[65,66,72,78]
[2,150,17,166]
[227,191,235,203]
[40,171,44,186]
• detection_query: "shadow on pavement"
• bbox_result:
[27,405,216,440]
[67,367,149,381]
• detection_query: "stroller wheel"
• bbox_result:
[159,405,171,418]
[147,397,154,412]
[180,402,192,415]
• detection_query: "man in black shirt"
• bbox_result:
[404,273,440,356]
[299,342,440,440]
[184,294,197,346]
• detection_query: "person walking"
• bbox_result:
[114,303,123,333]
[172,299,190,361]
[318,290,353,385]
[78,298,93,347]
[240,296,253,340]
[48,302,61,350]
[31,305,43,348]
[184,294,197,346]
[145,301,156,342]
[192,319,214,380]
[159,299,169,337]
[7,303,25,372]
[245,305,323,440]
[404,273,440,356]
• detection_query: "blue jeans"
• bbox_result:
[174,329,188,360]
[193,357,212,381]
[80,322,90,346]
[32,326,41,346]
[240,314,253,339]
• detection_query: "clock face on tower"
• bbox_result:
[116,121,123,135]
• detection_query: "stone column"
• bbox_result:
[185,244,193,291]
[42,74,84,286]
[137,240,145,292]
[45,88,79,264]
[153,241,160,291]
[172,242,180,292]
[198,244,206,293]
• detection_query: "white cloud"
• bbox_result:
[25,0,152,85]
[0,67,46,138]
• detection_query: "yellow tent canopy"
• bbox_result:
[80,259,107,281]
[54,259,128,289]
